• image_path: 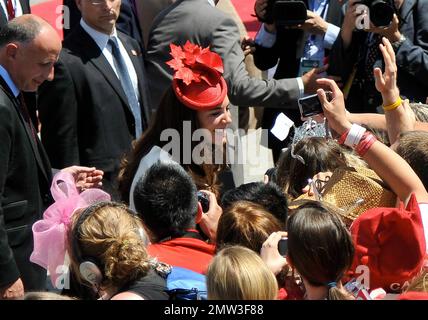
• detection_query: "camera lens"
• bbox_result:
[370,0,394,27]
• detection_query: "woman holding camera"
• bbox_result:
[261,201,355,300]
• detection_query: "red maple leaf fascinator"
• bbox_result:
[166,41,227,110]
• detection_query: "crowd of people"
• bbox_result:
[0,0,427,301]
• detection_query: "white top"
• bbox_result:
[129,146,174,210]
[80,19,140,102]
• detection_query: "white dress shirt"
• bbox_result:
[0,64,19,98]
[80,19,140,102]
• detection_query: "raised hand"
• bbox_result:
[198,190,222,243]
[373,37,400,106]
[260,231,289,275]
[255,0,269,20]
[61,166,104,192]
[302,64,329,94]
[369,14,402,44]
[316,78,352,135]
[294,10,328,35]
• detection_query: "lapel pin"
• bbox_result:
[131,50,138,56]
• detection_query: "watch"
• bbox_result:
[391,34,406,51]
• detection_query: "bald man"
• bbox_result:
[0,15,60,299]
[0,15,97,300]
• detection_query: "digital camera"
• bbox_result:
[278,237,288,256]
[257,0,307,27]
[356,0,395,27]
[197,191,210,213]
[298,91,332,118]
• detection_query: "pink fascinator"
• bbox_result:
[30,171,110,287]
[166,41,227,110]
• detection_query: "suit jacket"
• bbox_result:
[38,25,151,197]
[135,0,176,48]
[63,0,143,48]
[146,0,300,111]
[328,0,428,113]
[0,0,30,28]
[0,77,52,290]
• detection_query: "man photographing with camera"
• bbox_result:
[328,0,428,113]
[253,0,343,162]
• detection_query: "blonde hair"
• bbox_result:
[69,202,151,289]
[207,246,278,300]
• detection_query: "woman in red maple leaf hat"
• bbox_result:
[120,41,232,207]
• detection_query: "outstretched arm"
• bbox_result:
[317,78,428,204]
[347,37,428,141]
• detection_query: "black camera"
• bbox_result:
[257,0,307,27]
[356,0,395,27]
[197,191,210,213]
[298,91,332,118]
[278,237,288,256]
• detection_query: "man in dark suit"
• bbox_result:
[63,0,143,47]
[38,0,151,199]
[329,0,428,113]
[0,14,103,300]
[146,0,324,115]
[0,0,30,28]
[253,0,343,162]
[0,14,58,300]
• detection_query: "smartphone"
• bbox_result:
[278,237,288,256]
[298,91,332,118]
[197,191,210,213]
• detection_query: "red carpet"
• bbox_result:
[230,0,260,38]
[31,0,63,39]
[31,0,259,40]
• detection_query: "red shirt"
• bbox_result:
[148,237,215,274]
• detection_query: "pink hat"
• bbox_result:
[166,41,227,110]
[350,194,427,292]
[30,171,110,288]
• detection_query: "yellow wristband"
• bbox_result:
[383,97,402,111]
